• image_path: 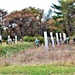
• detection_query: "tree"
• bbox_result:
[45,7,62,35]
[61,0,75,35]
[4,7,46,38]
[51,0,75,36]
[28,6,44,22]
[0,9,7,35]
[45,9,52,22]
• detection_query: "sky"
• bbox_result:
[0,0,58,14]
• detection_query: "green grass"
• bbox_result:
[0,65,75,75]
[0,42,34,57]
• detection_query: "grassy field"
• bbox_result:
[0,42,75,75]
[0,65,75,75]
[0,42,34,57]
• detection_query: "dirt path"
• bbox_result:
[0,43,75,66]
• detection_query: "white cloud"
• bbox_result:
[0,0,58,13]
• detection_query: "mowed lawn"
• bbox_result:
[0,65,75,75]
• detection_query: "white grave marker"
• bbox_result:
[56,33,59,45]
[59,33,62,44]
[8,35,10,44]
[50,32,55,48]
[44,31,48,50]
[8,35,10,39]
[15,35,17,44]
[63,33,66,42]
[0,35,2,40]
[0,35,2,44]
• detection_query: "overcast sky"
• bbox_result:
[0,0,58,14]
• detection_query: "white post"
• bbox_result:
[0,35,2,44]
[44,31,48,50]
[0,35,2,40]
[15,35,17,44]
[63,33,66,42]
[8,35,10,44]
[8,35,10,39]
[59,33,62,44]
[50,32,55,48]
[56,33,59,45]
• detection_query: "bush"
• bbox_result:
[35,35,44,44]
[23,35,44,44]
[2,35,8,40]
[23,36,35,42]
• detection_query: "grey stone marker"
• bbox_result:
[15,35,17,44]
[44,31,48,50]
[50,32,55,48]
[56,33,59,45]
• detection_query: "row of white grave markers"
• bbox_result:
[0,35,17,44]
[8,35,17,44]
[44,31,66,50]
